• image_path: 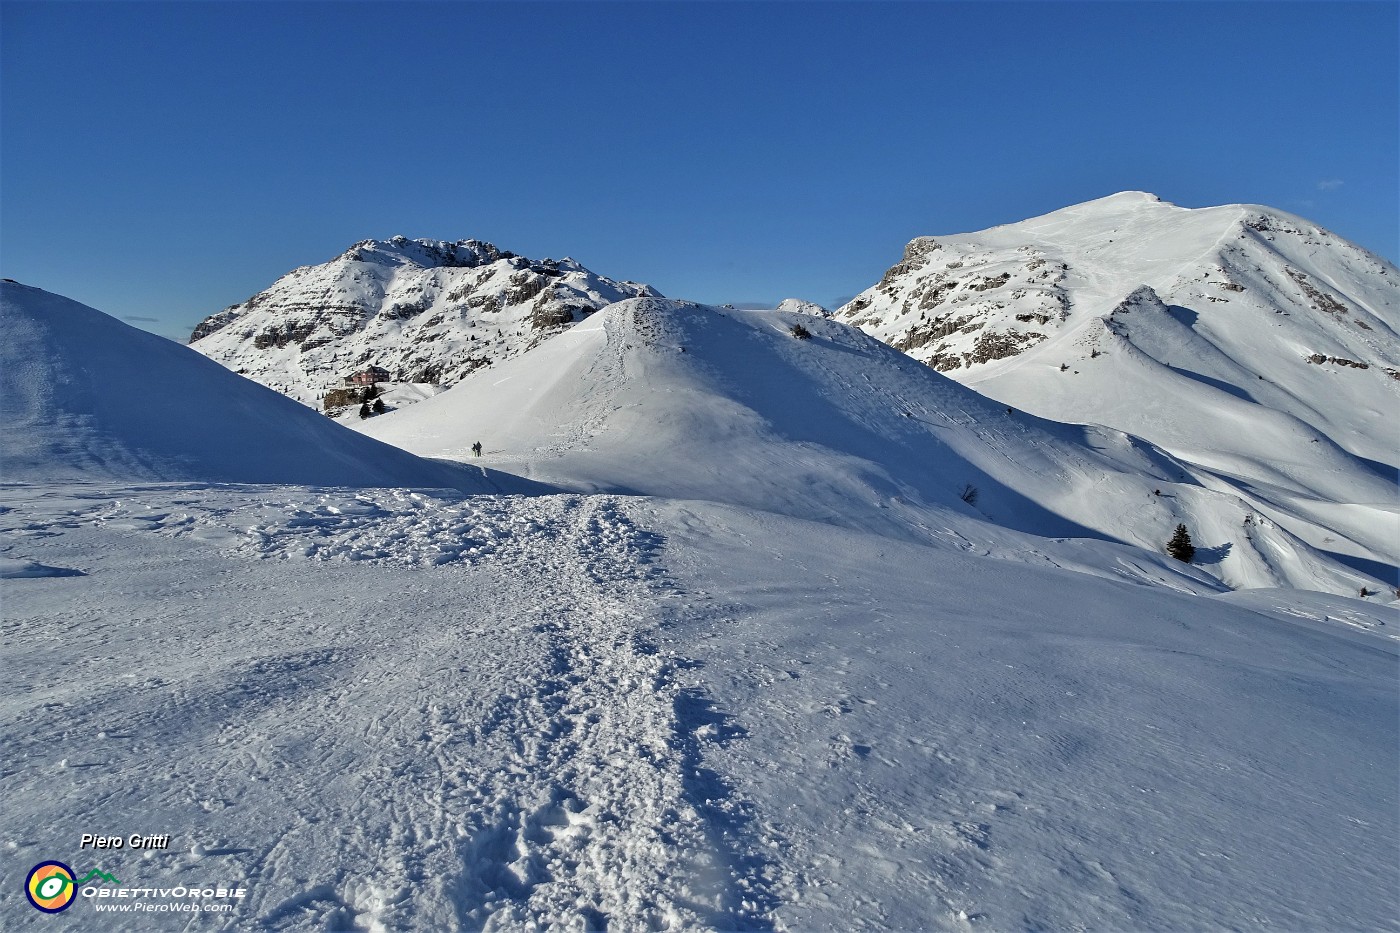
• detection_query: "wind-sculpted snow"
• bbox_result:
[654,502,1400,930]
[89,487,596,569]
[0,557,85,578]
[1,483,1395,930]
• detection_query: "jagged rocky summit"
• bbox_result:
[189,236,660,407]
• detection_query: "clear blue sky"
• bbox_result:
[3,1,1396,340]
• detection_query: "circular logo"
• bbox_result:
[25,861,76,913]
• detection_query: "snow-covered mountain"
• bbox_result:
[358,297,1392,594]
[835,192,1399,581]
[188,237,660,406]
[0,281,527,490]
[774,297,829,315]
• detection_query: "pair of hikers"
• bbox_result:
[471,441,483,458]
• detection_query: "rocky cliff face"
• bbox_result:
[840,235,1071,372]
[189,237,660,406]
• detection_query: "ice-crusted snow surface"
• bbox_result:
[836,192,1400,585]
[188,237,659,407]
[1,483,1396,931]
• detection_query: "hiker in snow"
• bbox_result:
[472,441,482,458]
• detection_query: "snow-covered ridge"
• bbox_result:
[189,237,660,406]
[360,297,1392,595]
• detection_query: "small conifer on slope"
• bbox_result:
[1167,524,1195,563]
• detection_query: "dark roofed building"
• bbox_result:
[348,366,392,386]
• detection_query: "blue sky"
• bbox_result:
[3,1,1396,340]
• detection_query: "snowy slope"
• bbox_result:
[188,237,659,407]
[0,281,527,490]
[1,483,1395,931]
[837,192,1400,582]
[360,298,1388,594]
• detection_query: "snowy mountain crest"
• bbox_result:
[838,193,1399,379]
[774,298,830,316]
[189,237,660,406]
[339,236,512,270]
[832,194,1400,587]
[0,281,497,488]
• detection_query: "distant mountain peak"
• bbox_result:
[333,236,553,273]
[774,298,830,316]
[189,238,659,407]
[1090,189,1164,204]
[833,195,1399,587]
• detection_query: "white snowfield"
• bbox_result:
[2,485,1396,932]
[1,244,1397,933]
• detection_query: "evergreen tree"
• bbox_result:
[372,398,386,414]
[1167,523,1195,563]
[358,402,372,419]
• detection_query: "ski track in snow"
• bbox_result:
[0,486,778,932]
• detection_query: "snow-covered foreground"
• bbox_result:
[3,483,1396,931]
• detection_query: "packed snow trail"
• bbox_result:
[0,486,775,931]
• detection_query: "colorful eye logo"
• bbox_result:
[25,861,77,913]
